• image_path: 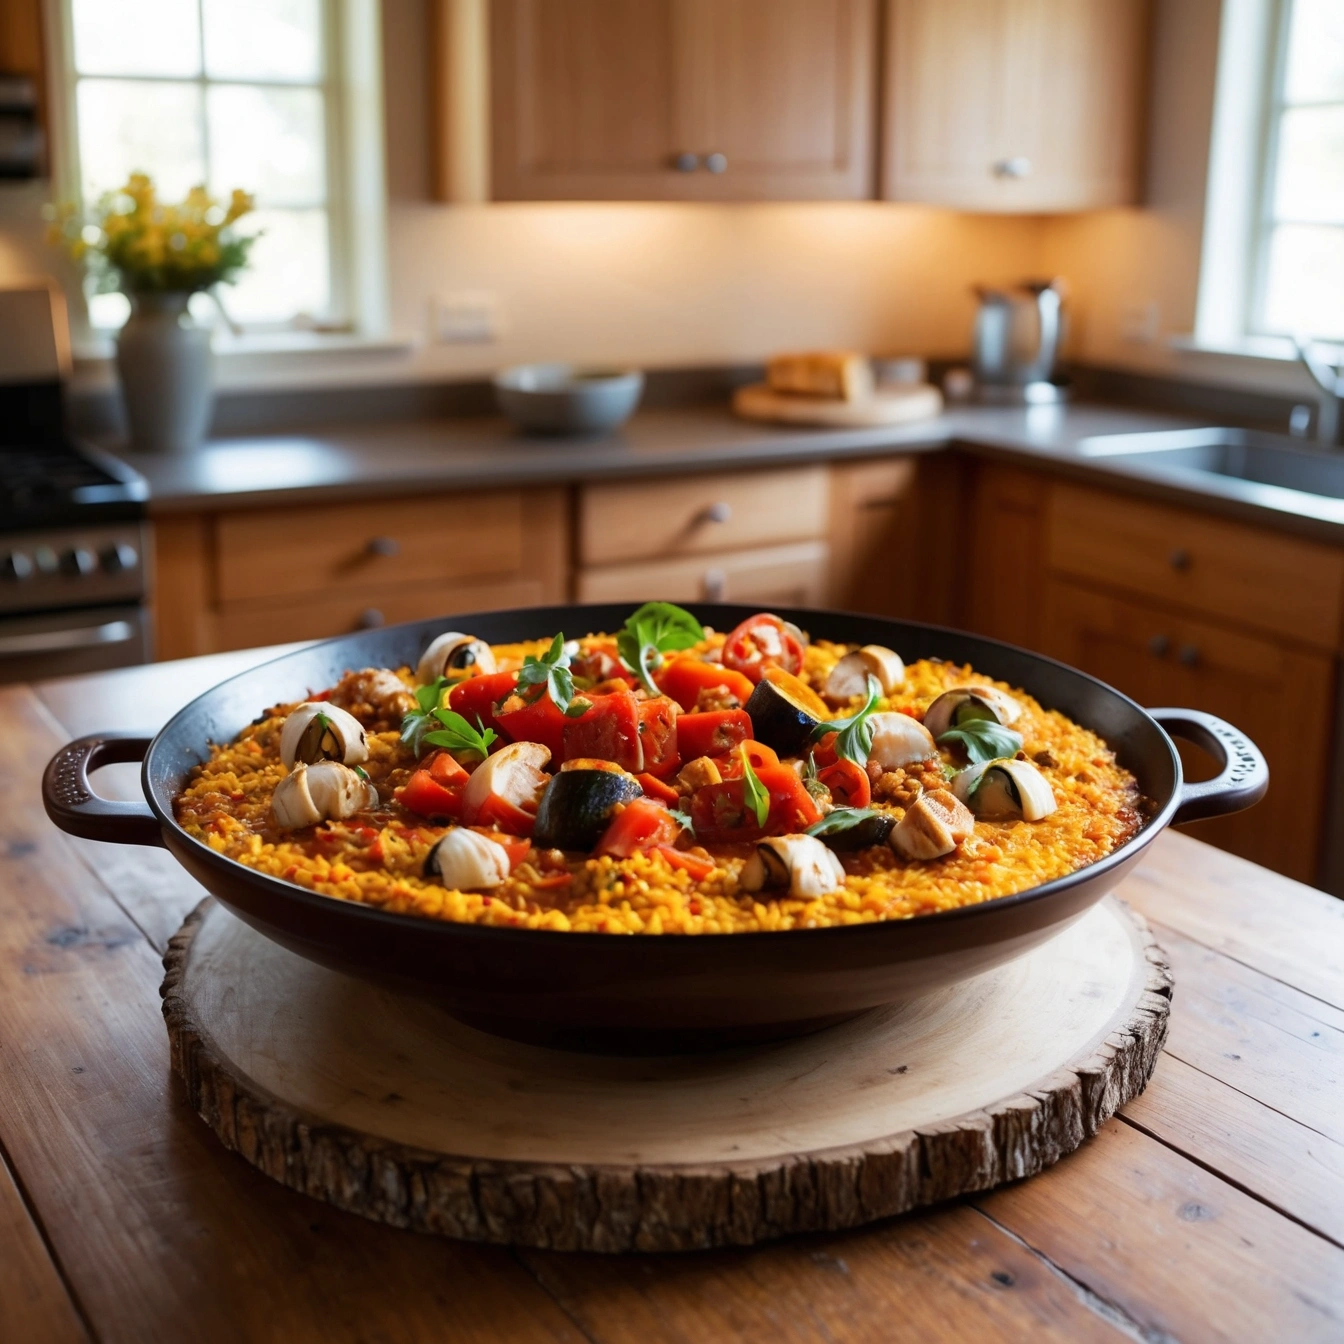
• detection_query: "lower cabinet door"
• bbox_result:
[1040,577,1334,885]
[576,541,829,607]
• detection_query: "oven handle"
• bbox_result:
[0,619,135,656]
[42,732,164,847]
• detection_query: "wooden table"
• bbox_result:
[4,650,1342,1343]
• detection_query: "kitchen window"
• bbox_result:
[54,0,386,339]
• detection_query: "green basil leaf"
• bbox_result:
[813,674,883,768]
[937,719,1023,765]
[400,677,451,755]
[739,746,770,828]
[805,806,884,838]
[423,709,498,762]
[616,602,704,693]
[668,807,695,834]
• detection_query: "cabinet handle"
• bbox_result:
[704,151,728,174]
[1177,643,1200,667]
[992,156,1032,179]
[358,608,385,629]
[1148,634,1170,657]
[1169,547,1191,572]
[700,501,732,525]
[703,568,727,602]
[367,536,400,558]
[673,152,700,173]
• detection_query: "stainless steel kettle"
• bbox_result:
[971,279,1066,388]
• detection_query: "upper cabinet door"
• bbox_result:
[881,0,1149,211]
[489,0,876,201]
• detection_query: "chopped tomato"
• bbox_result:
[595,797,682,858]
[819,758,872,809]
[637,695,681,778]
[397,770,465,821]
[449,671,518,736]
[637,772,680,805]
[689,761,821,842]
[655,657,756,712]
[677,709,752,760]
[496,690,571,757]
[428,751,470,787]
[472,828,530,869]
[570,640,635,687]
[721,613,806,683]
[652,845,716,880]
[468,790,537,836]
[561,689,643,770]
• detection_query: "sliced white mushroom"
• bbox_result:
[416,632,497,686]
[824,645,905,699]
[866,712,937,771]
[271,761,379,829]
[462,740,552,820]
[425,827,513,890]
[891,789,975,860]
[923,686,1022,739]
[739,835,846,899]
[278,702,368,768]
[951,758,1057,821]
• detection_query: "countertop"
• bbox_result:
[114,400,1344,546]
[7,648,1344,1342]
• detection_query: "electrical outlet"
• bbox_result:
[1119,300,1160,346]
[431,292,504,343]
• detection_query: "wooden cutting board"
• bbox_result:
[163,895,1169,1253]
[733,381,943,427]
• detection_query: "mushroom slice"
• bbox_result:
[462,740,552,821]
[278,701,369,768]
[739,835,846,899]
[891,789,975,860]
[272,761,378,829]
[416,632,497,686]
[923,686,1022,740]
[866,712,937,771]
[951,758,1057,821]
[425,828,513,890]
[824,645,905,700]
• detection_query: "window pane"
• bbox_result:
[202,0,323,82]
[219,208,329,322]
[207,85,326,205]
[1283,0,1344,104]
[1273,106,1344,222]
[76,79,205,202]
[71,0,201,77]
[1262,224,1344,338]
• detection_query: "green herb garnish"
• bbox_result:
[813,675,883,769]
[422,710,499,764]
[400,677,450,755]
[616,601,705,695]
[515,633,588,717]
[353,764,371,782]
[740,745,770,828]
[805,806,885,838]
[801,751,830,800]
[668,806,695,834]
[937,720,1023,765]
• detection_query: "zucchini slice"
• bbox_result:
[532,768,643,850]
[745,667,828,757]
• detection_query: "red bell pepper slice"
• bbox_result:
[811,731,840,769]
[818,758,872,809]
[468,790,538,836]
[689,761,821,842]
[637,772,680,805]
[595,797,683,858]
[652,845,716,880]
[721,613,806,683]
[448,671,518,737]
[428,751,470,787]
[677,708,753,760]
[397,770,465,821]
[655,657,756,711]
[496,690,571,758]
[636,695,680,779]
[561,689,643,771]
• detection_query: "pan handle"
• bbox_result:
[1147,708,1269,826]
[42,733,164,848]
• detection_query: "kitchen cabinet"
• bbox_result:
[964,461,1050,647]
[576,541,830,605]
[488,0,876,201]
[827,456,923,618]
[881,0,1149,211]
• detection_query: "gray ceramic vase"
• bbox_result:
[116,291,213,454]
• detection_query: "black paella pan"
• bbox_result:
[43,604,1268,1049]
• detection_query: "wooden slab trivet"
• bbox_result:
[732,381,943,427]
[161,896,1170,1253]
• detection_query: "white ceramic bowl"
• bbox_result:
[493,364,645,435]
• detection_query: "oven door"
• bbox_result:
[0,604,149,683]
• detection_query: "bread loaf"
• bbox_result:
[766,352,874,402]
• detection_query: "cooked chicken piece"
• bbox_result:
[677,755,723,793]
[891,789,975,860]
[739,835,846,899]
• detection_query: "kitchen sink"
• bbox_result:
[1076,427,1344,500]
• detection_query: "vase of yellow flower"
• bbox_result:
[49,174,256,454]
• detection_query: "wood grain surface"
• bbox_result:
[4,645,1342,1340]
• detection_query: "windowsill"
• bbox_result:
[73,330,415,362]
[1168,333,1344,364]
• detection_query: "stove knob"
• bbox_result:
[33,546,59,576]
[0,551,34,580]
[100,542,139,573]
[60,547,98,577]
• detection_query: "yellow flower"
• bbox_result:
[224,189,254,224]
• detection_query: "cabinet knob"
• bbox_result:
[1177,643,1200,667]
[367,536,400,558]
[992,156,1032,179]
[700,501,732,525]
[704,151,728,174]
[702,568,727,602]
[673,152,700,173]
[1168,547,1191,572]
[358,608,385,629]
[1148,634,1170,657]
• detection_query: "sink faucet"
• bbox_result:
[1295,337,1344,446]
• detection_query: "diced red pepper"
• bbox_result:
[652,845,716,880]
[636,695,680,778]
[397,770,465,821]
[448,671,519,737]
[655,657,755,712]
[595,797,682,858]
[818,758,872,809]
[637,772,680,805]
[561,689,643,770]
[811,731,839,769]
[468,790,537,836]
[428,751,470,787]
[472,828,530,869]
[688,760,821,842]
[496,690,571,758]
[677,709,752,760]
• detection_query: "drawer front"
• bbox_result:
[579,467,829,566]
[1047,484,1344,650]
[576,542,829,608]
[214,577,548,651]
[1040,575,1332,884]
[216,492,526,603]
